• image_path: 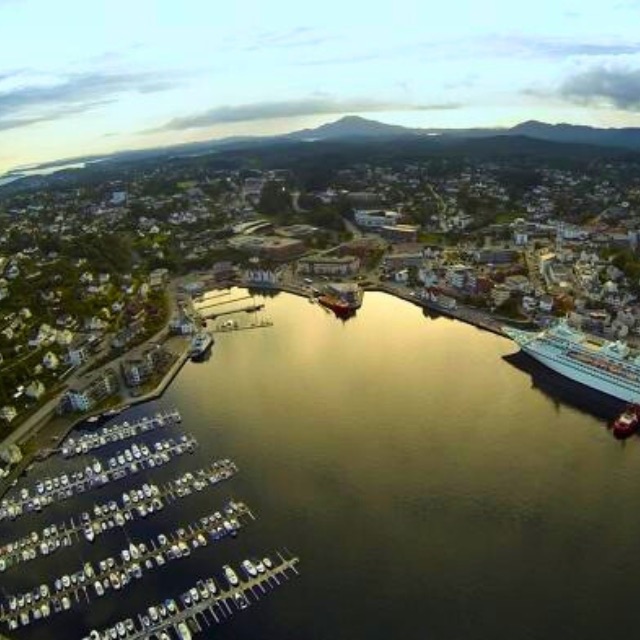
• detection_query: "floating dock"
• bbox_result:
[39,409,182,460]
[89,551,300,640]
[0,500,254,630]
[212,318,274,334]
[0,435,198,523]
[0,460,238,573]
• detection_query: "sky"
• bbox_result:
[1,0,640,174]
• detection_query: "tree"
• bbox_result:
[258,182,292,216]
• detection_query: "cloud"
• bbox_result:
[0,100,114,131]
[559,66,640,110]
[242,26,336,52]
[0,71,179,131]
[482,35,640,58]
[154,98,460,132]
[298,34,640,69]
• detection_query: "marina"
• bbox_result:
[0,500,254,631]
[82,552,300,640]
[0,326,315,640]
[212,318,274,333]
[198,303,265,321]
[53,409,181,459]
[0,435,198,523]
[0,460,238,573]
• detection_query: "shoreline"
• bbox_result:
[0,280,510,499]
[0,338,190,500]
[243,279,510,338]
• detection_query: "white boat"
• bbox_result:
[503,320,640,403]
[241,559,257,578]
[223,564,239,586]
[190,332,213,360]
[176,622,192,640]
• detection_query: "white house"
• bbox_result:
[42,351,60,370]
[539,295,555,313]
[353,209,401,229]
[67,342,89,367]
[491,284,511,308]
[56,329,75,346]
[25,380,45,400]
[0,406,17,423]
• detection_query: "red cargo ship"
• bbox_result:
[318,294,356,319]
[611,404,640,439]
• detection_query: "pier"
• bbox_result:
[198,303,265,320]
[0,460,237,573]
[194,295,253,309]
[91,552,300,640]
[0,501,255,630]
[211,318,274,334]
[0,435,198,523]
[39,409,182,460]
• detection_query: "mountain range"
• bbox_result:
[4,115,640,184]
[283,115,640,151]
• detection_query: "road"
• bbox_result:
[0,282,182,453]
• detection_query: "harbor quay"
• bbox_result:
[0,459,238,573]
[232,277,508,337]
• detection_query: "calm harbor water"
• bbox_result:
[4,290,640,640]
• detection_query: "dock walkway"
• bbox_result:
[107,552,300,640]
[0,436,198,523]
[0,501,255,630]
[0,460,237,573]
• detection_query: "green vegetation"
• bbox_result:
[258,181,292,217]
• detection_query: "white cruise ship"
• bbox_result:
[503,321,640,403]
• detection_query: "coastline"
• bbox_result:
[244,278,509,338]
[0,337,190,500]
[0,279,510,499]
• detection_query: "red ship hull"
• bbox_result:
[611,404,640,439]
[318,295,356,319]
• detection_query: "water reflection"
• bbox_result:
[502,351,624,422]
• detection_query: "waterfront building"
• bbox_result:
[297,255,360,277]
[446,264,474,290]
[58,369,119,414]
[121,346,171,387]
[383,252,423,270]
[491,284,512,307]
[246,268,279,285]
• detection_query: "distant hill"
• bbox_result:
[285,115,419,140]
[5,115,640,193]
[507,120,640,151]
[283,115,640,151]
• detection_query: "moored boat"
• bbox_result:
[503,320,640,403]
[190,332,213,360]
[318,294,356,319]
[611,404,640,439]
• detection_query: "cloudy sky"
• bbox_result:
[1,0,640,173]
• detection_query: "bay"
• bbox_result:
[4,291,640,640]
